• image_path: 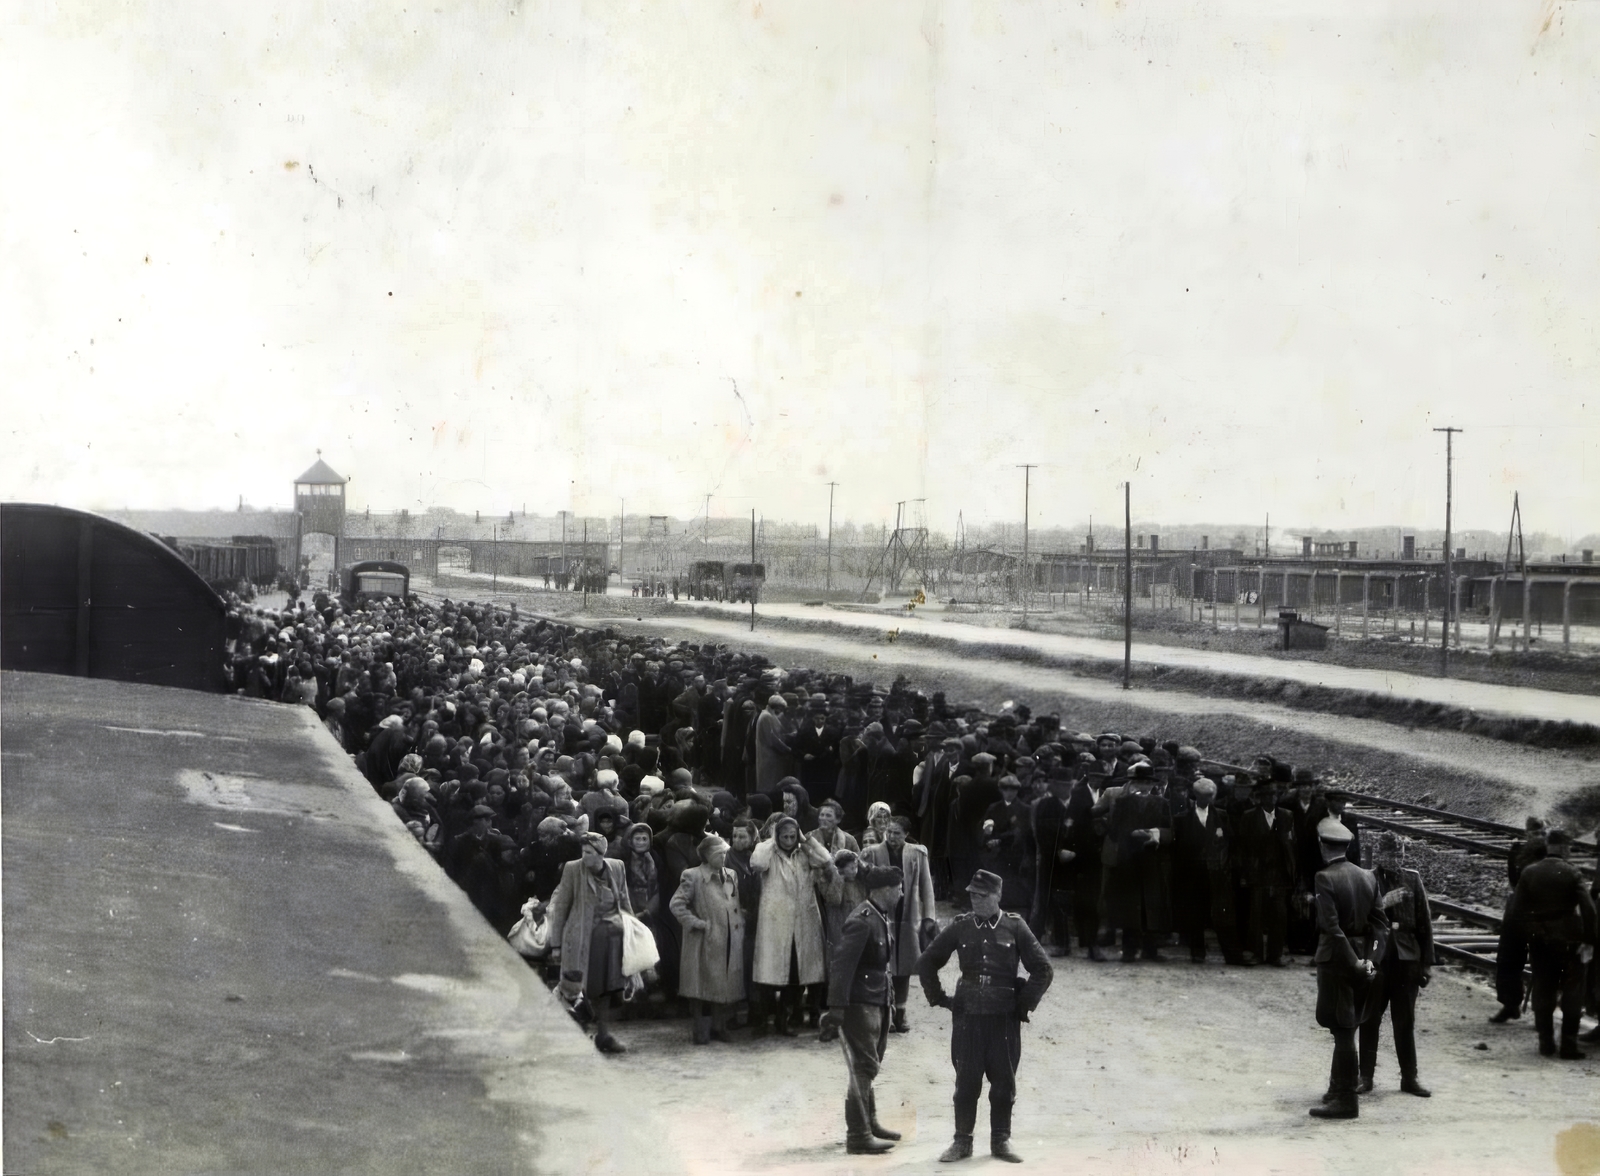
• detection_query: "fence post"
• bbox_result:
[1563,579,1572,649]
[1361,573,1370,638]
[1335,571,1343,636]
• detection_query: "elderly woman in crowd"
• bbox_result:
[670,833,746,1044]
[547,832,636,1054]
[750,815,837,1036]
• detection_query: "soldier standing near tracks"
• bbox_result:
[1308,818,1389,1120]
[1505,828,1598,1060]
[1358,832,1433,1097]
[916,870,1053,1163]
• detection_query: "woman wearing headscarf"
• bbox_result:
[546,832,636,1054]
[670,833,747,1044]
[749,815,837,1035]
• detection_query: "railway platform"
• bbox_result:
[1,670,663,1175]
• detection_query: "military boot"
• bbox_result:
[867,1092,901,1141]
[938,1135,974,1162]
[991,1135,1023,1163]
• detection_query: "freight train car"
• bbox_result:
[169,535,280,589]
[1,502,229,692]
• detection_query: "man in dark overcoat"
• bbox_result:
[1102,763,1172,962]
[1171,778,1242,964]
[819,864,906,1155]
[1506,828,1598,1059]
[1236,778,1297,966]
[916,870,1051,1163]
[1309,818,1389,1120]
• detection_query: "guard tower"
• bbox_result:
[293,453,348,575]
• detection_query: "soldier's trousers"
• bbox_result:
[1359,960,1420,1079]
[1326,1027,1359,1097]
[1494,928,1527,1011]
[839,1004,890,1140]
[950,1014,1021,1138]
[1528,938,1585,1041]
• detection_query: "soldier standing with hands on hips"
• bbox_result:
[1309,818,1390,1120]
[916,869,1053,1163]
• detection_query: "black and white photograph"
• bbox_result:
[3,2,1598,1173]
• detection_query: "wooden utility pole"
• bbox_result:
[825,481,838,594]
[618,499,625,592]
[1018,464,1036,624]
[750,509,757,631]
[1434,427,1462,675]
[582,518,589,606]
[1124,480,1132,690]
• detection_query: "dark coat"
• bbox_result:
[1102,789,1172,932]
[1173,805,1233,874]
[1236,807,1297,893]
[1312,858,1390,1029]
[790,720,842,805]
[1507,857,1598,944]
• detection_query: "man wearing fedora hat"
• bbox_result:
[1309,818,1389,1120]
[916,869,1053,1163]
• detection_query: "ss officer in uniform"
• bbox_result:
[1358,831,1434,1097]
[819,864,908,1155]
[916,869,1053,1163]
[1308,818,1389,1120]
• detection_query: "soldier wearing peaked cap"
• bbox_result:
[916,870,1053,1163]
[820,864,907,1155]
[1309,818,1390,1120]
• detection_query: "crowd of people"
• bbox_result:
[224,586,1598,1076]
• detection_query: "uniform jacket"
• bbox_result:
[1237,806,1298,892]
[1372,865,1434,964]
[670,863,747,1004]
[914,912,1053,1017]
[1312,859,1389,969]
[1173,805,1233,873]
[861,840,938,973]
[1506,857,1598,945]
[827,900,896,1007]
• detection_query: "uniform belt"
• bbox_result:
[962,975,1008,987]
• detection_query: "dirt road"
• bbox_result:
[607,935,1597,1176]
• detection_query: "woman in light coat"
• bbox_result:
[670,834,746,1045]
[749,815,836,1035]
[547,833,637,1055]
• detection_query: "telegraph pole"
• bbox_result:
[582,518,589,606]
[750,509,757,632]
[1017,464,1036,624]
[1434,427,1462,676]
[1124,480,1133,690]
[825,481,838,595]
[618,499,625,594]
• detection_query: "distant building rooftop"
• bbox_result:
[294,458,346,486]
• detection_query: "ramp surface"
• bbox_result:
[2,671,664,1175]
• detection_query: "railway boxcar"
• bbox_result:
[1,502,228,691]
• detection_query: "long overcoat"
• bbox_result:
[670,863,747,1004]
[1102,789,1173,933]
[545,857,636,991]
[749,836,832,986]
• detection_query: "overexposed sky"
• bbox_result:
[2,0,1596,538]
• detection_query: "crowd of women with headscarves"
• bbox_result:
[228,587,1598,1059]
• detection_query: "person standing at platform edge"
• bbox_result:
[1505,828,1598,1060]
[819,864,907,1156]
[1358,832,1434,1097]
[916,870,1053,1163]
[1308,818,1389,1120]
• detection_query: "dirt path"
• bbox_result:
[669,602,1600,726]
[604,933,1597,1175]
[622,614,1600,822]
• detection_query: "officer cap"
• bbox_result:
[1316,817,1353,844]
[859,863,904,889]
[965,870,1003,899]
